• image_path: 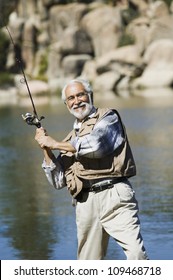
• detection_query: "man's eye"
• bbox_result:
[66,92,86,102]
[67,96,74,101]
[78,92,85,98]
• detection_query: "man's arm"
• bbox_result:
[35,127,76,153]
[35,128,67,189]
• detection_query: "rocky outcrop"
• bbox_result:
[131,39,173,88]
[3,0,173,96]
[81,5,123,57]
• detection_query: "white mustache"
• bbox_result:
[72,102,86,109]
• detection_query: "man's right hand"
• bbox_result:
[35,127,47,148]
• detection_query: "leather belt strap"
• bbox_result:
[82,177,126,193]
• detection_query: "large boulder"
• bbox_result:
[146,0,169,18]
[22,18,39,75]
[81,5,123,57]
[47,42,62,80]
[127,1,173,54]
[96,45,142,77]
[17,0,37,17]
[62,54,92,78]
[132,39,173,88]
[127,17,151,54]
[6,12,24,70]
[49,3,88,43]
[93,71,121,93]
[81,59,97,83]
[4,0,173,96]
[14,75,49,96]
[61,26,93,55]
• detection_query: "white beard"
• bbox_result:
[69,102,93,120]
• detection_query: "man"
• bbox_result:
[35,78,148,260]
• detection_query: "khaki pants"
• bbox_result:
[76,180,148,260]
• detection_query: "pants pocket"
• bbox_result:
[115,181,135,203]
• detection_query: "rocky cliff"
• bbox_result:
[3,0,173,96]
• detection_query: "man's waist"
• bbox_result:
[82,177,127,192]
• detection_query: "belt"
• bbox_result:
[82,177,126,193]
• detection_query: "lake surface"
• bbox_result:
[0,93,173,260]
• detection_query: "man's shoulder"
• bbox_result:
[97,107,119,117]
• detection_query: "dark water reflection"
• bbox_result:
[0,95,173,260]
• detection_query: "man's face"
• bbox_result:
[65,82,93,121]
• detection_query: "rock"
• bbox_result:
[48,77,69,94]
[42,0,67,6]
[96,45,143,81]
[131,39,173,88]
[81,5,122,57]
[127,12,173,54]
[6,12,24,70]
[147,0,169,18]
[96,45,142,71]
[81,59,97,83]
[129,0,148,15]
[8,11,24,41]
[132,87,173,98]
[171,1,173,13]
[47,42,63,80]
[22,18,38,75]
[0,87,17,106]
[17,0,37,17]
[4,0,173,97]
[127,17,151,54]
[49,3,88,43]
[14,75,49,96]
[37,21,50,46]
[61,26,93,55]
[62,54,92,78]
[93,71,121,93]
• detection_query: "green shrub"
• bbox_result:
[0,72,14,86]
[35,52,48,82]
[0,30,10,70]
[118,32,135,47]
[39,53,48,76]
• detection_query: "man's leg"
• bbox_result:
[76,192,109,260]
[100,181,149,260]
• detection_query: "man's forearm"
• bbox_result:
[35,127,76,153]
[43,147,56,165]
[51,140,76,153]
[42,137,76,152]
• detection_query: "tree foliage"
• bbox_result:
[0,30,10,70]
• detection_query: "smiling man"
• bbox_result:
[35,78,148,260]
[63,80,94,120]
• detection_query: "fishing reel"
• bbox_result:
[22,113,44,128]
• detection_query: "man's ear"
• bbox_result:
[89,91,94,104]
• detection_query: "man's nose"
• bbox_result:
[74,95,81,104]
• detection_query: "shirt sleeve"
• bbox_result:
[71,110,124,159]
[42,156,66,189]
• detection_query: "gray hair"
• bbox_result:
[61,78,93,102]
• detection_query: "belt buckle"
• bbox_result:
[90,183,101,192]
[90,184,99,192]
[91,179,113,192]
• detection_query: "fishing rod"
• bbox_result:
[5,25,44,128]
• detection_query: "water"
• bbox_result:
[0,94,173,260]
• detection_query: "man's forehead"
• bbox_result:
[65,82,84,95]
